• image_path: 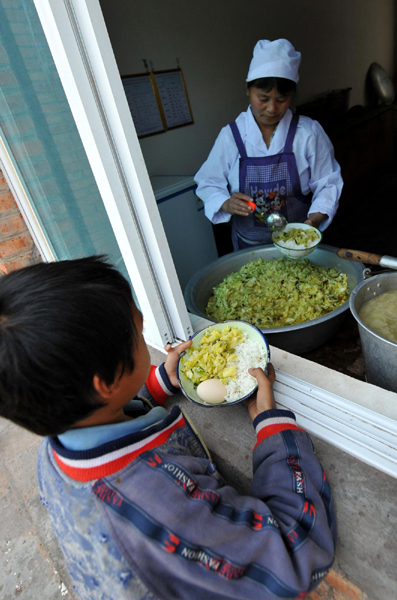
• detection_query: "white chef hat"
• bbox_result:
[246,39,301,83]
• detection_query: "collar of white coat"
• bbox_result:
[246,106,293,154]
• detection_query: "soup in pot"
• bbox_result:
[358,289,397,344]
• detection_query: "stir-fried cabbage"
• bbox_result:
[206,258,348,328]
[274,227,319,247]
[180,325,244,386]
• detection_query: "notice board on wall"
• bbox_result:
[154,69,193,130]
[121,68,193,138]
[121,73,165,138]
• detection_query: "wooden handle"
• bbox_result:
[337,248,382,265]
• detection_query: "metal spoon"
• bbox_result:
[265,212,288,232]
[244,200,287,231]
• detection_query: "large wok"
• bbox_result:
[184,244,365,355]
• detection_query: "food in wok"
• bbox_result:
[206,258,349,328]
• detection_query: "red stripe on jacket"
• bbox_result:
[255,423,305,448]
[146,365,170,406]
[52,416,186,482]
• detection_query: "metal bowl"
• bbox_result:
[350,272,397,393]
[185,244,365,355]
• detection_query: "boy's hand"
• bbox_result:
[164,339,193,388]
[244,363,276,421]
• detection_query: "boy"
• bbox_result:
[0,256,336,600]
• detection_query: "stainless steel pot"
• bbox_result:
[349,272,397,393]
[185,244,365,354]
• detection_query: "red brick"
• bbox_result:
[307,578,335,600]
[0,252,40,274]
[0,173,9,190]
[0,232,34,259]
[0,190,18,211]
[325,570,363,600]
[307,592,325,600]
[0,171,11,191]
[0,214,26,235]
[334,589,360,600]
[316,579,331,594]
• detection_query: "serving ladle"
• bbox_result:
[265,212,288,232]
[244,200,287,232]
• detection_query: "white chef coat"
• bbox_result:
[194,107,343,231]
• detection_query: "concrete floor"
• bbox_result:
[1,345,397,600]
[0,417,77,600]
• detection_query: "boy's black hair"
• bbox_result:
[247,77,296,96]
[0,256,137,436]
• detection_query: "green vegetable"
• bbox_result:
[180,325,244,386]
[274,227,319,247]
[206,258,348,328]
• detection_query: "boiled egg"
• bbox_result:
[197,379,227,404]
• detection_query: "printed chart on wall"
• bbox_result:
[121,69,193,138]
[121,73,165,138]
[154,69,194,130]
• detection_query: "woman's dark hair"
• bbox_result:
[247,77,296,96]
[0,256,137,436]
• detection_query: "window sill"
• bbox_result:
[185,313,397,478]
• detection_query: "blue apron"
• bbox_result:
[229,114,311,250]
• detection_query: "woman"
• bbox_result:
[194,39,343,251]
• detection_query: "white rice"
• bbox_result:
[276,238,317,250]
[225,338,268,402]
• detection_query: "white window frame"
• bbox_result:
[20,0,396,478]
[33,0,193,350]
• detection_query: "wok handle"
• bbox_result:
[337,248,382,265]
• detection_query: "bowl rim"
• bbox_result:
[272,222,322,253]
[176,319,270,408]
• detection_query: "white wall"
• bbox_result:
[100,0,394,177]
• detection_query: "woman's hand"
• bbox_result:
[164,339,193,388]
[305,212,327,229]
[244,363,276,421]
[221,193,254,216]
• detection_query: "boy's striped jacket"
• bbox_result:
[37,364,336,600]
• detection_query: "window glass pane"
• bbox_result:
[0,0,129,283]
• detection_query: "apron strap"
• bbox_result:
[284,113,300,153]
[229,122,247,158]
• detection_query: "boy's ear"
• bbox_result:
[93,374,120,399]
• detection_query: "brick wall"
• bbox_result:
[308,568,371,600]
[0,168,42,274]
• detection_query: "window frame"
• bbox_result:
[22,0,397,478]
[32,0,193,349]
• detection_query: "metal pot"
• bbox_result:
[185,244,365,354]
[349,272,397,393]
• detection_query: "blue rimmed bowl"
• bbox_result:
[176,320,270,407]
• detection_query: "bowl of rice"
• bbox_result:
[177,321,270,407]
[272,222,322,259]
